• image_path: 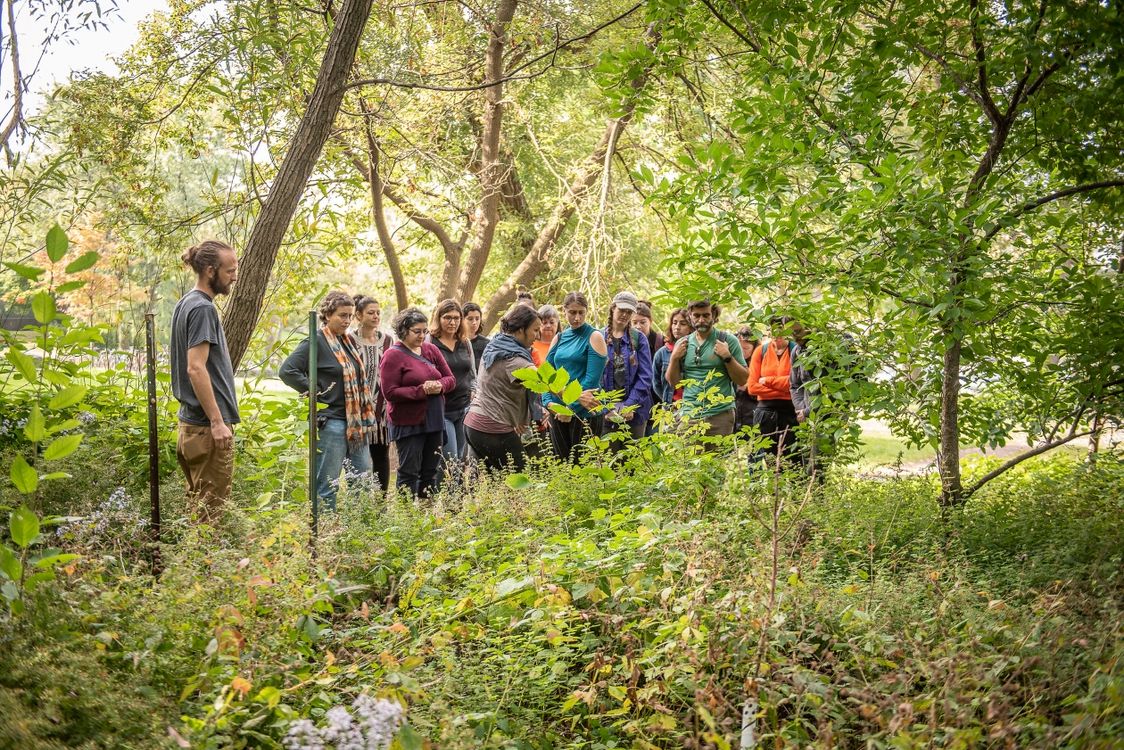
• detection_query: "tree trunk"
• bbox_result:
[362,106,409,310]
[479,25,660,331]
[450,0,519,302]
[938,336,963,506]
[222,0,374,369]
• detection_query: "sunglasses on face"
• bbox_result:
[737,332,753,341]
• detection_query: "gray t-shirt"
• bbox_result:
[170,289,240,426]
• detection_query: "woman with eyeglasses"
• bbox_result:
[279,291,377,511]
[734,327,760,432]
[542,291,608,462]
[428,299,476,464]
[380,308,455,499]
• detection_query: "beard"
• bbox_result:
[693,321,711,334]
[212,277,233,296]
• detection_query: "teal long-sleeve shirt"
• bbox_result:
[542,323,607,418]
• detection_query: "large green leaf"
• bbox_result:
[0,546,20,582]
[49,384,87,410]
[43,434,83,461]
[10,506,40,548]
[561,379,584,404]
[505,473,531,489]
[3,261,44,281]
[6,349,36,381]
[64,251,99,274]
[31,292,57,324]
[397,724,424,750]
[9,456,37,495]
[45,224,69,262]
[24,405,46,442]
[55,280,86,294]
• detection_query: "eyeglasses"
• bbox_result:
[408,327,428,336]
[441,314,462,322]
[737,332,754,341]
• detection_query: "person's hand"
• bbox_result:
[759,376,767,385]
[620,410,635,422]
[538,415,551,431]
[211,421,233,451]
[671,338,688,362]
[423,380,442,395]
[554,412,572,423]
[714,339,731,359]
[796,410,807,423]
[578,389,599,410]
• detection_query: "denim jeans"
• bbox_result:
[316,418,373,511]
[442,408,468,461]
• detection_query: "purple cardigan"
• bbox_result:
[379,342,456,427]
[601,326,654,424]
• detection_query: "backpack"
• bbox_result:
[755,339,796,366]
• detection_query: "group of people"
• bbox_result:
[170,240,826,522]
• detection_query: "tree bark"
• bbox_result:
[362,106,409,310]
[222,0,374,369]
[937,337,963,506]
[450,0,519,302]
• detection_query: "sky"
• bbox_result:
[8,0,169,117]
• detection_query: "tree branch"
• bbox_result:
[449,0,517,301]
[982,179,1124,242]
[361,101,410,309]
[696,0,761,53]
[0,0,25,151]
[343,2,642,94]
[962,429,1092,499]
[969,0,1002,126]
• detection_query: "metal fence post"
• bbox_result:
[144,313,162,575]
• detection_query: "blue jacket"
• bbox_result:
[652,340,677,405]
[600,327,654,424]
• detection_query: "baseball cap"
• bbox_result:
[612,291,639,311]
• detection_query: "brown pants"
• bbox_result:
[699,409,735,437]
[177,422,234,523]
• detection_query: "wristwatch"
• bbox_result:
[722,356,733,363]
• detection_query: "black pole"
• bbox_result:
[308,311,319,548]
[145,313,162,575]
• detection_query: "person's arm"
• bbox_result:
[186,343,233,449]
[721,333,750,387]
[428,343,457,393]
[380,349,428,402]
[278,338,311,394]
[790,356,812,418]
[576,332,608,412]
[542,334,562,408]
[623,334,653,409]
[653,348,671,402]
[746,344,765,396]
[666,338,687,388]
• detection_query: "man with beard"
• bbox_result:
[665,299,748,437]
[170,240,240,523]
